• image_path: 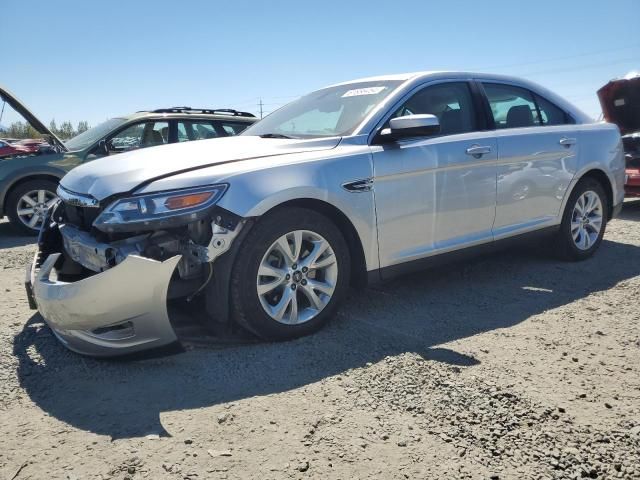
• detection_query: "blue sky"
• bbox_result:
[2,0,639,128]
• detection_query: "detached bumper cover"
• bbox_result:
[30,250,181,357]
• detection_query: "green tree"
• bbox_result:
[76,121,89,134]
[59,121,74,140]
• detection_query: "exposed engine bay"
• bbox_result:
[44,200,244,299]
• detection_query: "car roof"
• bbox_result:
[123,107,257,122]
[329,70,563,86]
[330,71,593,125]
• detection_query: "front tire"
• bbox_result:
[6,179,59,235]
[555,178,608,261]
[230,207,350,340]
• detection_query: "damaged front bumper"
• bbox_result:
[27,244,181,357]
[25,201,246,356]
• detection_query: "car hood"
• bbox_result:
[60,135,341,201]
[597,73,640,135]
[0,85,67,152]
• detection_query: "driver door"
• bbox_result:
[370,81,498,272]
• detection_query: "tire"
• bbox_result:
[230,207,351,341]
[6,179,59,235]
[555,177,608,261]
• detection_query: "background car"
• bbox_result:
[0,86,257,234]
[0,139,35,157]
[597,72,640,197]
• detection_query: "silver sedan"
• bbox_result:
[27,72,625,356]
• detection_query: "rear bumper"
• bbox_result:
[26,227,181,357]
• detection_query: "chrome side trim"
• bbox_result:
[56,185,100,208]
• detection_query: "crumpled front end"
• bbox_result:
[26,198,244,357]
[32,250,180,356]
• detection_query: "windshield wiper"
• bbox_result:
[259,133,295,139]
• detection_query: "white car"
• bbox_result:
[27,71,625,356]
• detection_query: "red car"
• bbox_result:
[597,72,640,197]
[0,139,34,158]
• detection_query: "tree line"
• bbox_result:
[0,120,90,140]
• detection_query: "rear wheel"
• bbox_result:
[555,178,608,261]
[6,179,59,235]
[230,207,350,340]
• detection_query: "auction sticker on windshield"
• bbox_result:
[342,87,387,97]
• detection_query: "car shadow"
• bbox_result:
[0,220,36,249]
[618,199,640,221]
[12,239,640,439]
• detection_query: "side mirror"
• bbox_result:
[375,114,440,144]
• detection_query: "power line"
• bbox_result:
[472,43,640,73]
[520,56,639,78]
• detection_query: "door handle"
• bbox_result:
[559,137,577,147]
[465,145,492,158]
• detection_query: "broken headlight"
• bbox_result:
[93,185,228,232]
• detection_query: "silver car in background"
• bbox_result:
[26,71,625,356]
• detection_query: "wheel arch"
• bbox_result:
[261,198,369,288]
[573,168,614,219]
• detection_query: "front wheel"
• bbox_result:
[555,178,608,261]
[230,207,350,340]
[6,179,59,235]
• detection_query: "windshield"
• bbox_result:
[64,117,127,151]
[242,80,402,138]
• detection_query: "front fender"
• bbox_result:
[216,150,380,271]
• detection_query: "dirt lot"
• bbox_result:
[1,203,639,480]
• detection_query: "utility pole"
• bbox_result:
[258,98,264,119]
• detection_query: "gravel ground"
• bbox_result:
[1,202,639,480]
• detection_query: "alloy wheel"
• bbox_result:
[256,230,338,325]
[16,189,57,231]
[571,190,603,251]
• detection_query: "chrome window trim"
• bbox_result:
[474,78,576,128]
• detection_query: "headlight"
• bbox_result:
[93,184,228,232]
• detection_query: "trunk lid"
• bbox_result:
[597,72,640,135]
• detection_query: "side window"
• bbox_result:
[177,121,220,142]
[483,83,541,129]
[109,121,169,152]
[219,122,251,136]
[534,94,571,125]
[391,82,476,135]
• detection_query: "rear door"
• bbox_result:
[480,82,578,238]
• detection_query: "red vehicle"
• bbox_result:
[15,138,48,150]
[0,139,35,158]
[597,72,640,197]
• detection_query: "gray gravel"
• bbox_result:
[1,202,639,479]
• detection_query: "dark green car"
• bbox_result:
[0,86,256,234]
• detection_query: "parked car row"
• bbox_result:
[15,71,625,357]
[0,87,257,234]
[0,138,49,157]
